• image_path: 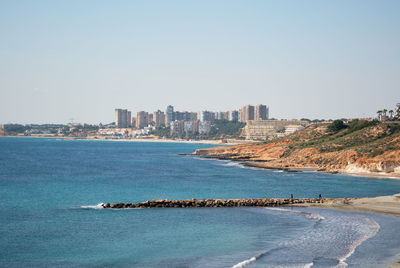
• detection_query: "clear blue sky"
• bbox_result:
[1,0,399,124]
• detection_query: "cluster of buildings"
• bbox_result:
[114,104,269,137]
[242,120,309,140]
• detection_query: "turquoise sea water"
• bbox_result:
[1,137,400,267]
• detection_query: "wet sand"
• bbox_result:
[296,193,400,218]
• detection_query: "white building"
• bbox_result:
[198,121,211,134]
[184,121,195,135]
[285,125,304,135]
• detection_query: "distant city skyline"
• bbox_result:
[1,1,399,124]
[113,104,268,130]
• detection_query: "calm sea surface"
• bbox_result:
[1,137,400,267]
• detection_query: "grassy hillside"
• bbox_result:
[279,120,400,157]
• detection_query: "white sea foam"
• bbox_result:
[265,207,325,221]
[277,209,379,268]
[304,213,325,221]
[337,216,380,267]
[231,255,314,268]
[227,208,380,268]
[222,161,245,168]
[230,256,257,268]
[79,203,105,209]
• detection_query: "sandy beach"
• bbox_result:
[296,193,400,218]
[295,193,400,267]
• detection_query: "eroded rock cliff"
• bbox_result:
[194,121,400,177]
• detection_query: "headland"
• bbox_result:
[193,121,400,179]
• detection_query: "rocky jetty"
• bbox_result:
[102,197,351,209]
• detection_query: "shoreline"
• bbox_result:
[295,193,400,219]
[297,193,400,268]
[4,136,399,266]
[244,161,400,180]
[104,194,400,267]
[192,155,400,267]
[193,155,400,180]
[196,154,400,266]
[0,135,250,146]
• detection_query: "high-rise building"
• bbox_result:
[165,105,175,125]
[115,109,122,128]
[183,120,195,136]
[216,112,226,120]
[255,104,268,120]
[224,111,230,120]
[198,121,211,134]
[131,117,136,128]
[239,105,254,122]
[190,112,198,121]
[127,111,132,127]
[154,110,165,127]
[228,110,239,121]
[136,111,149,129]
[175,111,183,121]
[170,120,184,137]
[198,111,215,122]
[182,111,193,121]
[115,108,130,128]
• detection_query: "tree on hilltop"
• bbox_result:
[377,110,382,121]
[389,110,394,119]
[383,109,388,120]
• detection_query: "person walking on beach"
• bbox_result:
[319,194,322,199]
[291,194,293,199]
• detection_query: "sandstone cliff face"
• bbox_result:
[194,122,400,177]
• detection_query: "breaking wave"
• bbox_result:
[78,203,105,209]
[220,161,246,168]
[230,208,380,268]
[265,207,325,221]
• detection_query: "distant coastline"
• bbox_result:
[0,135,252,146]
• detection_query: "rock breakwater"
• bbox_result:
[102,197,351,209]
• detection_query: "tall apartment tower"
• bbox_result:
[127,111,132,127]
[239,105,254,122]
[228,110,239,121]
[131,117,136,128]
[136,111,149,129]
[198,111,215,122]
[115,109,130,128]
[255,104,268,120]
[165,105,175,125]
[154,110,165,127]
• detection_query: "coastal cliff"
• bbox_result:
[194,121,400,178]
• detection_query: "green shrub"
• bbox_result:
[370,149,384,157]
[327,120,348,133]
[345,120,378,134]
